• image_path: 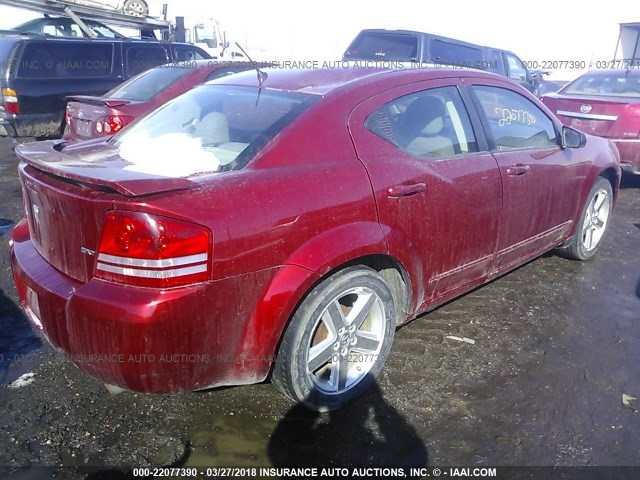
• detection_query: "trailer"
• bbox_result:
[0,0,243,58]
[0,0,170,30]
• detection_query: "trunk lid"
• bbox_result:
[16,140,202,283]
[544,94,640,139]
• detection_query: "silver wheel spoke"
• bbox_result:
[584,226,594,250]
[352,331,380,353]
[308,341,336,373]
[593,192,606,212]
[328,357,349,392]
[324,301,347,332]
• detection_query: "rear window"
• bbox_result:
[17,42,113,78]
[110,85,319,175]
[430,39,483,66]
[344,32,419,61]
[105,65,195,101]
[562,72,640,97]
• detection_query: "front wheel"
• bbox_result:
[272,266,396,411]
[557,177,613,260]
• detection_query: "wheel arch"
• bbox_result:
[235,224,415,383]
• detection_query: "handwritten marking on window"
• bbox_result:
[495,108,537,127]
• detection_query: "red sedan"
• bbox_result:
[63,60,254,142]
[541,69,640,175]
[11,66,621,411]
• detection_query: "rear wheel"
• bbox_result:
[122,0,148,16]
[272,266,396,411]
[557,177,613,260]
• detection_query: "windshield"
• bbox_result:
[110,85,318,176]
[105,65,195,101]
[563,72,640,97]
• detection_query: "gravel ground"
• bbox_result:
[0,137,639,479]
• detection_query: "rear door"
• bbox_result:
[349,79,502,309]
[467,80,589,272]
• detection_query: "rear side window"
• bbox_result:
[105,65,194,101]
[430,39,483,67]
[17,42,113,78]
[365,86,478,159]
[125,45,168,77]
[472,85,557,150]
[344,33,418,61]
[505,53,528,83]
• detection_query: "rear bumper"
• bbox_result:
[10,219,280,393]
[610,138,640,173]
[0,112,63,138]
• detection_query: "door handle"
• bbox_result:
[505,164,531,176]
[387,183,427,198]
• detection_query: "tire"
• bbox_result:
[122,0,148,17]
[272,266,396,411]
[557,177,613,261]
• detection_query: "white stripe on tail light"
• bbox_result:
[95,211,211,288]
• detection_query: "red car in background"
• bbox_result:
[11,66,621,411]
[64,60,254,142]
[541,69,640,174]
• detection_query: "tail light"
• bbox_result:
[65,107,71,126]
[95,211,211,288]
[95,115,134,135]
[1,88,20,114]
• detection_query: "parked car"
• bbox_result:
[0,16,125,38]
[10,66,621,411]
[64,60,257,141]
[541,69,640,174]
[0,36,210,138]
[343,29,536,92]
[61,0,150,17]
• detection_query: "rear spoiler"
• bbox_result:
[15,139,199,197]
[66,96,132,108]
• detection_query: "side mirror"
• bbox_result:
[561,126,586,149]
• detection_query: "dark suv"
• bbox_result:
[344,29,536,92]
[0,36,209,138]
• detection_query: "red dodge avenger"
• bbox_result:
[10,65,621,410]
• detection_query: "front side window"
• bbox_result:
[110,85,318,175]
[472,85,557,151]
[365,86,478,159]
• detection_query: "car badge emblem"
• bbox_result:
[580,104,592,114]
[78,110,84,118]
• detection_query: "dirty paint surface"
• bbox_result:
[0,137,639,478]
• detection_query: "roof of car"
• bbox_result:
[210,63,501,96]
